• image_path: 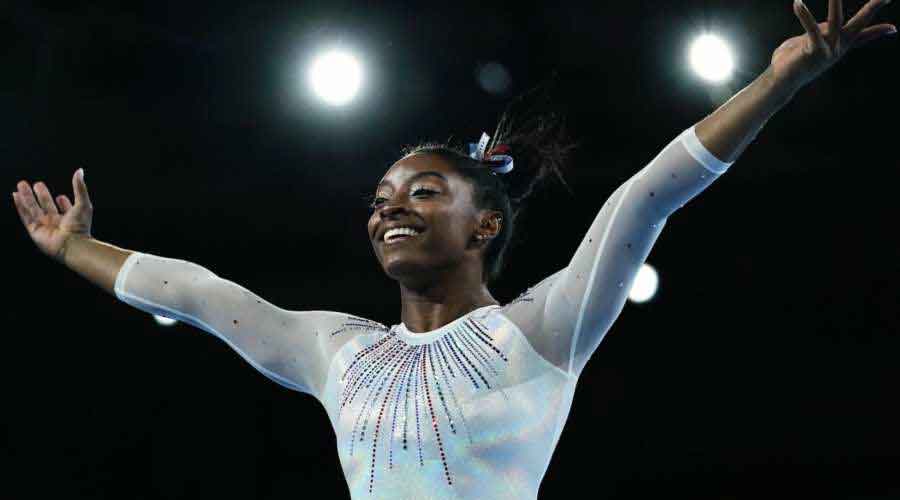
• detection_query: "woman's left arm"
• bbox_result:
[696,0,895,163]
[503,0,894,377]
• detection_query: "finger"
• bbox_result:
[33,182,60,217]
[12,192,34,228]
[851,23,898,48]
[845,0,891,41]
[795,0,832,56]
[16,181,44,221]
[828,0,844,41]
[57,194,73,214]
[72,168,92,208]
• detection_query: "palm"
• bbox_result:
[13,169,93,260]
[769,0,895,93]
[30,209,78,253]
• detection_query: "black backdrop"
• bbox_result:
[4,1,899,498]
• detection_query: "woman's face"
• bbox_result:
[367,153,487,284]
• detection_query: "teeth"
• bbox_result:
[384,227,421,241]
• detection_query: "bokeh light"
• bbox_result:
[476,62,512,95]
[628,263,659,303]
[689,34,735,83]
[308,49,363,105]
[153,314,178,327]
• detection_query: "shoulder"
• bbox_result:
[286,310,392,340]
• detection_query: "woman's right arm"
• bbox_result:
[113,251,343,396]
[114,252,389,399]
[13,170,386,399]
[13,168,132,295]
[58,234,133,296]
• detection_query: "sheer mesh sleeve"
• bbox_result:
[501,125,734,377]
[114,252,385,399]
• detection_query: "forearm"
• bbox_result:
[695,65,797,164]
[57,233,133,297]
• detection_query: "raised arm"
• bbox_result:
[696,0,895,163]
[13,169,381,400]
[501,0,894,377]
[502,124,734,377]
[13,168,132,296]
[113,252,365,398]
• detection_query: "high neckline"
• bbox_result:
[393,304,502,345]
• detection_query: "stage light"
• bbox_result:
[308,49,362,106]
[628,263,659,304]
[153,314,178,326]
[689,34,734,83]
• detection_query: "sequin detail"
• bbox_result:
[330,316,390,337]
[339,318,509,495]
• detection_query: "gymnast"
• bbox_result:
[12,1,895,498]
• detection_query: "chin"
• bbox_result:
[382,259,426,281]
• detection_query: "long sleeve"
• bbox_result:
[114,252,382,399]
[501,125,733,377]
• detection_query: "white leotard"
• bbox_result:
[114,124,732,499]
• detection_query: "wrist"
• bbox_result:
[55,233,92,266]
[759,65,799,109]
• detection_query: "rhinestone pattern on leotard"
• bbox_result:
[338,316,509,495]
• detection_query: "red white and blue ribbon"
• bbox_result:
[468,132,514,174]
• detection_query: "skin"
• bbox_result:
[696,0,896,162]
[368,153,503,334]
[13,1,892,333]
[365,0,896,335]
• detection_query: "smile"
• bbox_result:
[383,231,424,245]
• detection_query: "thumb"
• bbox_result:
[72,168,92,208]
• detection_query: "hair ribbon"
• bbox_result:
[468,132,514,174]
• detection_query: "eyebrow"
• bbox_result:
[376,171,448,189]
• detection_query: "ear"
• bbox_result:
[477,210,503,240]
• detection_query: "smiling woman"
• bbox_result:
[12,1,895,498]
[367,83,574,296]
[105,99,735,497]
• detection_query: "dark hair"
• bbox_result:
[400,80,576,286]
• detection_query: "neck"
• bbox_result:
[397,265,500,333]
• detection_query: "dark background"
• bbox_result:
[4,1,898,498]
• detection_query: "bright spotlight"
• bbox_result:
[689,34,734,83]
[308,49,362,106]
[153,314,178,326]
[628,263,659,304]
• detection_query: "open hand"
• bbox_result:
[770,0,896,93]
[13,169,94,262]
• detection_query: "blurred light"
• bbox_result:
[154,314,178,327]
[308,50,362,105]
[689,34,734,83]
[628,263,659,303]
[476,62,512,95]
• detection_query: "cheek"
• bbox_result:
[428,215,470,247]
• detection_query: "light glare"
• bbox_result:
[153,314,178,326]
[689,34,734,83]
[628,263,659,303]
[309,50,362,105]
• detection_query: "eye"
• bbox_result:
[367,188,437,211]
[367,196,387,211]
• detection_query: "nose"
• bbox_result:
[372,202,408,240]
[378,202,409,218]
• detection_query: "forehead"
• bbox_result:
[376,153,459,189]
